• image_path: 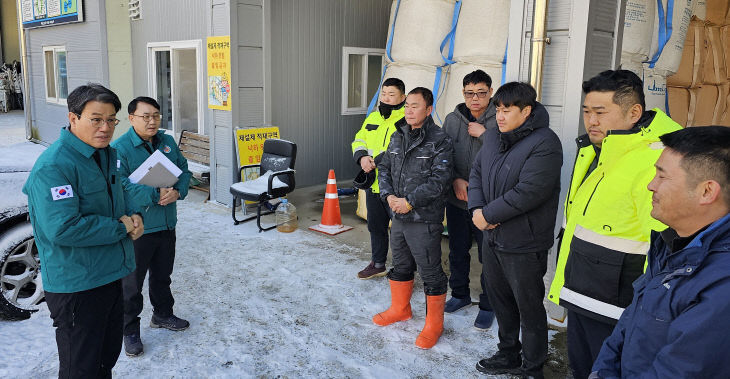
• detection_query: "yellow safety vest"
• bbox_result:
[351,106,405,193]
[548,109,681,321]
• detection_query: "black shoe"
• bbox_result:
[123,333,144,357]
[150,314,190,331]
[475,350,522,375]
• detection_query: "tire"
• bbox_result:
[0,221,43,320]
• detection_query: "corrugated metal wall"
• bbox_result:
[129,0,208,99]
[25,1,109,143]
[268,0,392,187]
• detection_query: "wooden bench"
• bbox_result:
[178,131,210,195]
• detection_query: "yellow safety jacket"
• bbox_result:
[548,109,681,324]
[351,106,405,193]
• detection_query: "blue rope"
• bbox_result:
[648,0,674,68]
[385,0,402,62]
[439,0,462,65]
[501,41,508,84]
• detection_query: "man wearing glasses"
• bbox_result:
[23,84,143,377]
[112,96,192,357]
[442,69,497,329]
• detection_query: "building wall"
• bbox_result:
[106,0,134,139]
[0,0,20,62]
[268,0,392,187]
[129,0,208,99]
[24,0,109,143]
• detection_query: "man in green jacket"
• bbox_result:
[23,84,142,377]
[351,77,406,279]
[112,96,193,357]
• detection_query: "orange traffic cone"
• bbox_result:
[309,169,354,235]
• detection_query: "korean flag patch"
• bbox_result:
[51,185,74,201]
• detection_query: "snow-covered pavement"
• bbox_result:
[0,194,524,378]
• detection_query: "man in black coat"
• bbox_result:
[469,82,563,378]
[372,87,454,350]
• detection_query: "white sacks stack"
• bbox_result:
[434,0,510,120]
[620,0,696,112]
[379,0,510,124]
[382,0,456,99]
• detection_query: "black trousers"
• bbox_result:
[44,280,123,379]
[366,189,391,264]
[483,244,548,375]
[445,202,491,311]
[122,229,177,336]
[388,219,448,295]
[567,310,616,379]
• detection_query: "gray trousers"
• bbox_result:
[387,219,448,295]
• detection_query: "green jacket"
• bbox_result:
[548,110,681,323]
[111,128,192,234]
[22,128,135,293]
[351,106,405,193]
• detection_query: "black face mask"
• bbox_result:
[378,100,405,119]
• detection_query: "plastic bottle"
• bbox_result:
[276,198,298,233]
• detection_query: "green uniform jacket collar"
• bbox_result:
[126,127,165,148]
[60,127,97,158]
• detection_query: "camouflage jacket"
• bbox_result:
[378,116,454,223]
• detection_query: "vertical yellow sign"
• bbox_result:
[207,36,232,111]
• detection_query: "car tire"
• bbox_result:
[0,221,43,320]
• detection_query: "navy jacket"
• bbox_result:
[592,213,730,378]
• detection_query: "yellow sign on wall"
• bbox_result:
[207,36,232,111]
[235,127,281,180]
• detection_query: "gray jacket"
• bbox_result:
[378,116,454,224]
[443,102,497,209]
[468,102,563,253]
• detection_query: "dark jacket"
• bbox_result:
[467,102,563,253]
[592,214,730,378]
[443,101,497,209]
[378,116,454,224]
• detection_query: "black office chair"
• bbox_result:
[230,139,297,232]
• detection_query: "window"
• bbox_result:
[43,46,68,104]
[341,47,385,115]
[147,40,204,136]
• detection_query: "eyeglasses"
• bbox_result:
[76,114,120,128]
[131,113,162,122]
[463,91,490,99]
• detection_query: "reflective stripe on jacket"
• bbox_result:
[22,128,135,293]
[548,109,681,323]
[351,106,404,193]
[112,128,192,234]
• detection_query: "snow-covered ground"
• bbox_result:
[0,136,568,378]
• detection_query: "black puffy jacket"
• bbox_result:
[468,102,563,253]
[378,116,454,224]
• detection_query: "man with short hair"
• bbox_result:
[470,82,562,378]
[352,77,406,279]
[591,126,730,378]
[548,70,681,379]
[372,87,454,349]
[112,96,193,357]
[442,69,496,329]
[23,84,143,377]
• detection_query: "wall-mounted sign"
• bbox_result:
[21,0,84,29]
[207,36,232,111]
[235,127,281,172]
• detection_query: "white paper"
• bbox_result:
[128,150,182,188]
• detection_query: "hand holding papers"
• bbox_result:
[128,150,182,188]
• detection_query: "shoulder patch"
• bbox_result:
[163,145,172,153]
[51,185,74,201]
